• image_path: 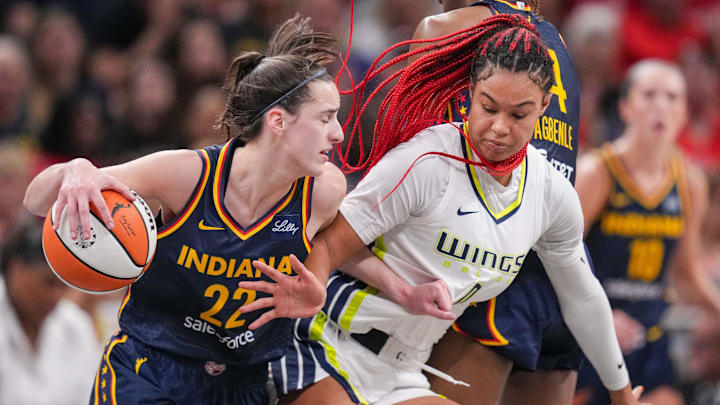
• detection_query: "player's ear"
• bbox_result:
[539,93,551,115]
[266,108,286,135]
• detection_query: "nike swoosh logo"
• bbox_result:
[457,208,480,216]
[198,220,225,231]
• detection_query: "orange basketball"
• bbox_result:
[42,190,157,293]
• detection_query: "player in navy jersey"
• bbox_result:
[407,2,594,404]
[575,60,720,405]
[23,16,349,405]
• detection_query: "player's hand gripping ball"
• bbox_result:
[42,190,157,293]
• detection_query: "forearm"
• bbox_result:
[23,158,91,216]
[338,247,412,303]
[539,244,629,391]
[559,277,629,390]
[305,213,366,287]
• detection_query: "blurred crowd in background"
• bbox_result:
[1,0,720,404]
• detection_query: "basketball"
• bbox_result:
[42,190,157,293]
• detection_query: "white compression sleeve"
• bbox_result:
[538,243,629,391]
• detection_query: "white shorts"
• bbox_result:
[271,273,448,404]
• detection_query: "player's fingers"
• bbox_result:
[632,386,644,399]
[433,280,453,312]
[90,189,114,229]
[65,194,79,239]
[237,280,275,294]
[52,195,67,231]
[425,306,456,321]
[76,193,92,240]
[252,260,285,283]
[248,309,278,330]
[107,177,135,201]
[239,297,274,314]
[289,254,311,278]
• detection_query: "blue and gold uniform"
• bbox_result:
[91,137,314,405]
[450,0,583,372]
[577,144,688,405]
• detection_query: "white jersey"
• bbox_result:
[338,123,583,356]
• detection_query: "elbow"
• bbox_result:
[23,187,44,217]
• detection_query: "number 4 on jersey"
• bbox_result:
[547,49,567,114]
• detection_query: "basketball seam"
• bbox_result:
[55,212,141,280]
[91,210,147,268]
[131,196,153,265]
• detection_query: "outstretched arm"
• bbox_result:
[339,247,455,320]
[536,177,644,403]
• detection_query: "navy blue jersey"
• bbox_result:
[447,0,580,183]
[119,137,314,366]
[585,144,688,329]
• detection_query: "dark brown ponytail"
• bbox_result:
[218,14,337,143]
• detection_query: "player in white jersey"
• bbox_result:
[240,15,643,405]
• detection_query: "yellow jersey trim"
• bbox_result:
[106,334,128,405]
[494,0,532,11]
[371,235,387,261]
[116,286,132,321]
[462,124,527,223]
[601,143,675,210]
[158,150,211,239]
[339,286,379,331]
[301,176,312,253]
[212,140,298,240]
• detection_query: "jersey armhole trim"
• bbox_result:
[157,149,212,239]
[302,176,314,253]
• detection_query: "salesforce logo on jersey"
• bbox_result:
[271,214,301,240]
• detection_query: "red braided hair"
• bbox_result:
[337,14,554,178]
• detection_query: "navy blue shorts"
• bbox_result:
[89,332,268,405]
[453,250,583,371]
[576,329,675,405]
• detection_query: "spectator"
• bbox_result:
[181,84,225,149]
[619,0,708,71]
[0,219,100,405]
[685,311,720,405]
[108,57,179,157]
[677,49,720,172]
[0,35,33,141]
[563,3,622,148]
[176,18,228,101]
[28,7,87,135]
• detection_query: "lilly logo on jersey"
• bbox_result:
[271,214,300,240]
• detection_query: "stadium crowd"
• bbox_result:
[1,0,720,404]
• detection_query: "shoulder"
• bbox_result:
[680,156,709,214]
[309,163,347,236]
[414,7,494,40]
[313,163,347,205]
[576,147,612,187]
[397,124,459,153]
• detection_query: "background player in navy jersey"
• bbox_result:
[406,2,607,405]
[575,60,720,405]
[23,15,349,405]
